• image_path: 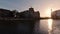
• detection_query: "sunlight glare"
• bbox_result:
[48,19,53,34]
[45,8,52,17]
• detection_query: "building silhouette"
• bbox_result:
[18,7,40,19]
[51,10,60,19]
[0,9,13,17]
[0,7,40,20]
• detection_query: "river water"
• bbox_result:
[37,19,60,34]
[0,19,60,34]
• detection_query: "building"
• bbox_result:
[0,9,13,17]
[51,10,60,19]
[17,7,40,19]
[0,7,40,20]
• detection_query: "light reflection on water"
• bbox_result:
[52,19,60,34]
[40,19,60,34]
[40,19,48,34]
[48,19,53,34]
[40,19,53,34]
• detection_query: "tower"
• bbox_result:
[29,7,34,12]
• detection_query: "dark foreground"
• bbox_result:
[0,20,36,34]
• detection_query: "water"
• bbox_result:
[39,19,60,34]
[0,19,60,34]
[0,20,35,34]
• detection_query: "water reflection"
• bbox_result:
[48,19,53,34]
[40,19,60,34]
[40,19,53,34]
[40,19,48,34]
[1,19,60,34]
[52,19,60,34]
[0,20,35,34]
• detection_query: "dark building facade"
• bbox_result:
[0,9,13,17]
[17,7,40,19]
[0,8,40,19]
[51,10,60,19]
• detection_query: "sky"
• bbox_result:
[0,0,60,17]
